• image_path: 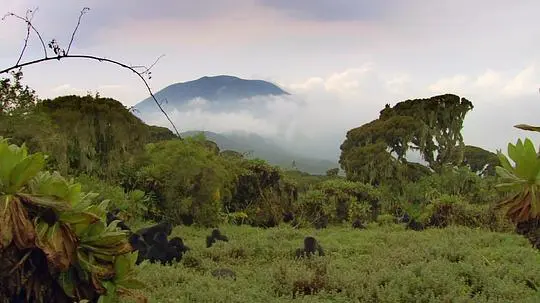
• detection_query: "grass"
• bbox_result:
[125,224,540,303]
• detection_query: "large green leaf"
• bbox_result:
[7,153,45,193]
[497,152,514,172]
[0,142,25,190]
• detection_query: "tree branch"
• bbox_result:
[1,7,181,138]
[2,8,48,58]
[0,54,180,136]
[66,7,89,55]
[15,10,32,65]
[130,54,166,79]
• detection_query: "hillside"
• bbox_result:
[134,75,290,113]
[181,130,338,175]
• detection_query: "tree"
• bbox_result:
[0,69,37,115]
[378,94,474,169]
[326,168,339,177]
[340,94,474,185]
[463,145,500,176]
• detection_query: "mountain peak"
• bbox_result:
[134,75,290,113]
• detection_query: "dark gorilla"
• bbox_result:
[106,211,131,232]
[136,221,173,244]
[352,218,365,229]
[128,233,148,265]
[406,219,424,231]
[168,237,190,262]
[283,211,294,223]
[206,229,229,248]
[394,208,411,224]
[295,236,325,258]
[146,231,170,264]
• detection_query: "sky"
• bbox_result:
[1,0,539,160]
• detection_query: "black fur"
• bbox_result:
[168,236,190,262]
[206,229,229,248]
[135,221,173,244]
[295,236,325,258]
[352,218,365,229]
[106,211,131,232]
[283,211,294,223]
[406,219,424,231]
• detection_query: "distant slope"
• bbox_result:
[181,130,337,175]
[135,75,290,113]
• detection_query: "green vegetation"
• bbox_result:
[0,138,143,302]
[1,69,540,302]
[132,225,540,303]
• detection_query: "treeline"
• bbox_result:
[1,71,518,236]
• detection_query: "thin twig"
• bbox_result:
[0,54,180,136]
[131,54,166,75]
[2,7,180,137]
[15,10,32,65]
[66,7,89,54]
[2,8,48,58]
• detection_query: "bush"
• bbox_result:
[132,225,540,302]
[76,174,156,223]
[424,194,513,231]
[137,138,235,227]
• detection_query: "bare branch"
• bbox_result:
[131,54,166,77]
[15,9,33,65]
[3,8,48,58]
[1,7,181,137]
[66,7,90,55]
[0,54,180,136]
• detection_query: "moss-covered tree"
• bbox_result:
[340,94,474,186]
[463,145,500,176]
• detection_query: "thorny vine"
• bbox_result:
[1,7,180,136]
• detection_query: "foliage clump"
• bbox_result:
[0,138,144,302]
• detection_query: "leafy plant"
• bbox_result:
[495,138,540,223]
[0,138,145,302]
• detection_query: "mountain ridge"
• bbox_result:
[181,130,338,175]
[134,75,290,113]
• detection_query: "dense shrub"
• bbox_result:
[131,225,540,303]
[136,138,236,227]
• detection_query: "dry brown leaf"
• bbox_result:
[0,197,14,250]
[11,197,36,250]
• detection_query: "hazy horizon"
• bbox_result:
[1,0,539,161]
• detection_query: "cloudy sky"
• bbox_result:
[1,0,539,160]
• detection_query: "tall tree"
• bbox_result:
[340,94,474,185]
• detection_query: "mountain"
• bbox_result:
[181,130,338,175]
[134,75,290,113]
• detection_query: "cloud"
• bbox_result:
[141,63,540,161]
[428,64,540,99]
[256,0,399,22]
[2,1,539,163]
[50,84,87,95]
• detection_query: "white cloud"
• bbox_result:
[502,65,538,97]
[51,84,87,95]
[429,75,470,95]
[141,64,540,161]
[427,64,540,100]
[474,70,503,88]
